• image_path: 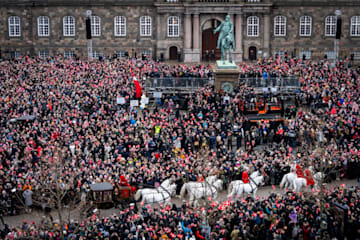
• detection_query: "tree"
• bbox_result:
[33,138,83,240]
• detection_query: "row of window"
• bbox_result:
[8,15,179,37]
[36,50,152,59]
[249,15,360,37]
[7,15,360,38]
[274,50,360,60]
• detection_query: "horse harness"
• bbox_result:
[249,177,259,193]
[235,177,258,194]
[147,184,172,204]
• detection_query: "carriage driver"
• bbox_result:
[242,170,250,184]
[304,168,315,187]
[119,175,136,193]
[295,164,304,178]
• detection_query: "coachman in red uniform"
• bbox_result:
[304,169,315,186]
[119,175,136,193]
[242,171,250,184]
[295,164,304,178]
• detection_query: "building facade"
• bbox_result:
[1,0,360,62]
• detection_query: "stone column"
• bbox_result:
[156,14,162,40]
[235,13,243,62]
[263,14,270,58]
[156,14,162,60]
[184,13,192,49]
[192,14,199,50]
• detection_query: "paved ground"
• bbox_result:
[3,178,358,228]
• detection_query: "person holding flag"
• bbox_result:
[130,68,142,99]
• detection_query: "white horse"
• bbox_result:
[279,172,298,190]
[141,184,177,205]
[180,180,222,207]
[135,179,173,201]
[227,171,260,195]
[205,175,218,185]
[309,166,325,190]
[227,175,264,199]
[293,178,308,193]
[280,171,317,193]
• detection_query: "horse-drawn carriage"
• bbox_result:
[89,182,135,209]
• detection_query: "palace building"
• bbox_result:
[1,0,360,62]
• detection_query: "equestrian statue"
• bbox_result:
[214,14,235,64]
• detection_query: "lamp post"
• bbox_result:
[334,10,341,64]
[86,10,93,61]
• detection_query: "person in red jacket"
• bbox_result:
[295,164,304,178]
[304,169,315,186]
[196,230,205,240]
[119,175,136,193]
[242,171,249,184]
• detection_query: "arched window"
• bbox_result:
[91,16,101,36]
[140,16,152,36]
[350,16,360,36]
[247,16,259,37]
[325,16,336,36]
[167,16,180,37]
[299,16,312,36]
[38,16,50,36]
[114,16,126,36]
[63,16,75,36]
[8,16,21,37]
[274,16,286,36]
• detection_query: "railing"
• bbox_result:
[240,76,300,91]
[145,77,212,92]
[145,76,298,93]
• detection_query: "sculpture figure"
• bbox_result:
[214,14,235,63]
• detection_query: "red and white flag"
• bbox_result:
[130,68,142,98]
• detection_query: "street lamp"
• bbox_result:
[334,10,341,64]
[86,10,93,61]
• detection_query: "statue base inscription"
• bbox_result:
[213,64,240,93]
[216,60,237,69]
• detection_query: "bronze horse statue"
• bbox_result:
[221,34,235,64]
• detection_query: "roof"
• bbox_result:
[90,182,113,191]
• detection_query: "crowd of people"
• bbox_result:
[0,55,360,239]
[3,185,360,240]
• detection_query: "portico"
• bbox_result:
[184,10,244,63]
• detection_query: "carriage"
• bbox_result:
[113,184,135,208]
[89,182,135,209]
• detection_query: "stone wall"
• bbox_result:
[0,5,157,58]
[0,0,359,62]
[268,6,360,60]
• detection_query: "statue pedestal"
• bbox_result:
[213,63,240,93]
[216,60,237,69]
